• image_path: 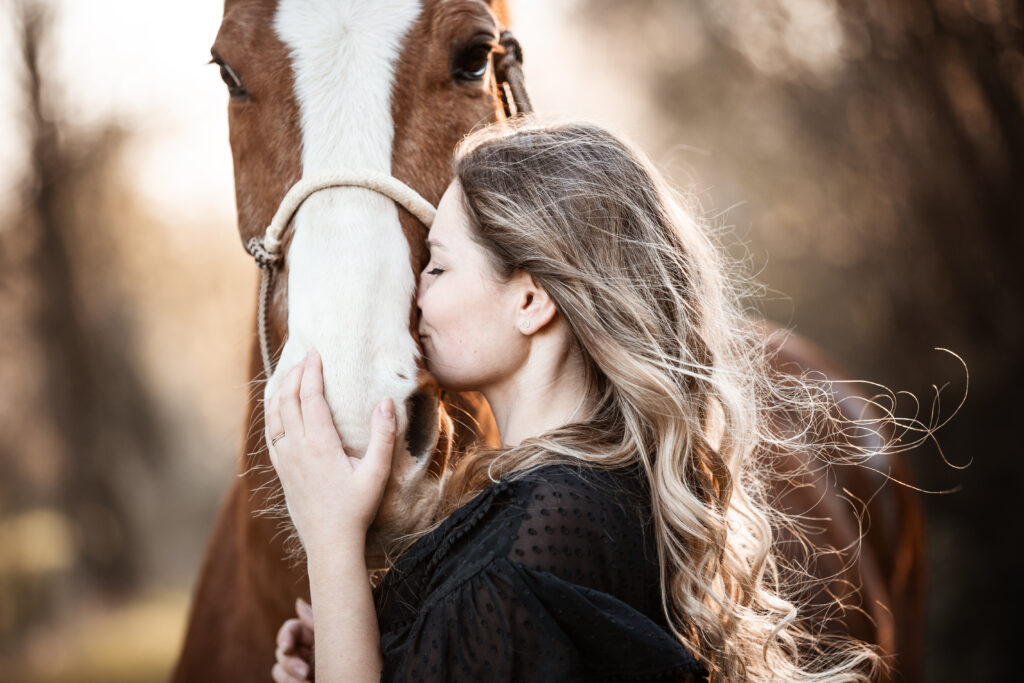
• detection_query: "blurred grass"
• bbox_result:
[10,587,189,683]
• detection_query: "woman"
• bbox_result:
[265,116,885,681]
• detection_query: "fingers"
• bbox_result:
[296,597,315,633]
[298,351,341,445]
[278,651,311,681]
[265,395,284,452]
[276,617,302,653]
[278,359,306,440]
[362,398,396,481]
[272,660,309,683]
[275,615,312,681]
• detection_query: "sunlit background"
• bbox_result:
[1,0,1017,680]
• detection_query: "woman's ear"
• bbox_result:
[514,272,557,335]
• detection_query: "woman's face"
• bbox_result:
[416,180,527,392]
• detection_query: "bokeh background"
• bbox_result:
[0,0,1014,680]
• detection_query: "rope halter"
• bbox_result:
[243,171,437,379]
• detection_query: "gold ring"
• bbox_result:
[271,431,286,446]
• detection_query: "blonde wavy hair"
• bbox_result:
[386,114,950,681]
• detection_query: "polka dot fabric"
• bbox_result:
[373,463,708,682]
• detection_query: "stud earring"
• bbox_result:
[521,320,531,330]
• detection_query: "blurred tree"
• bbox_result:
[579,0,1019,679]
[1,0,166,623]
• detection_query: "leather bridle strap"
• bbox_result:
[494,29,533,117]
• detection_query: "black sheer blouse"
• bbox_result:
[371,461,708,682]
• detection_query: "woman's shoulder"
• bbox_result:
[379,461,635,584]
[374,460,660,627]
[441,460,655,567]
[376,462,708,681]
[392,459,650,568]
[504,459,652,516]
[431,460,663,623]
[500,461,662,608]
[443,460,659,581]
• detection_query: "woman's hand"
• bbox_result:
[264,350,397,552]
[273,597,315,682]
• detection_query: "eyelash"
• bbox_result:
[427,267,445,276]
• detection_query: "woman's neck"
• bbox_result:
[483,334,589,448]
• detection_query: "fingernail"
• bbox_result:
[380,398,394,419]
[296,661,310,678]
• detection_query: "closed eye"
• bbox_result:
[426,267,445,276]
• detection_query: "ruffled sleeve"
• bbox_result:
[379,556,707,682]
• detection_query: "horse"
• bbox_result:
[173,2,519,679]
[173,1,923,680]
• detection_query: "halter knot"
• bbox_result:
[245,236,282,269]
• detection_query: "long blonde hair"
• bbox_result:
[390,114,944,680]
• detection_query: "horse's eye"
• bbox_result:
[210,55,248,99]
[452,38,494,82]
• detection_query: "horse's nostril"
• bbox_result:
[404,385,439,459]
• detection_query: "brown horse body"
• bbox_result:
[173,2,923,680]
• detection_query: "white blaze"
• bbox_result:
[268,0,424,456]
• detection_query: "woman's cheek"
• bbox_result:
[420,286,443,335]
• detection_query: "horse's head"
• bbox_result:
[211,0,524,559]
